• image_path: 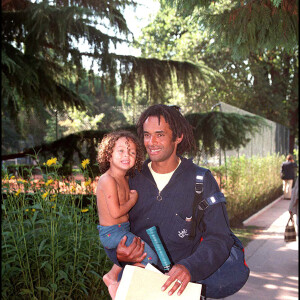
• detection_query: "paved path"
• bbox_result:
[223,196,298,300]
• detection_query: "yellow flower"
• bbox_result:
[25,209,29,212]
[81,158,90,169]
[32,209,36,212]
[10,175,15,179]
[50,195,57,202]
[81,209,89,213]
[15,189,21,196]
[70,185,76,193]
[84,179,92,187]
[17,179,27,184]
[46,157,57,167]
[42,191,49,199]
[45,179,54,186]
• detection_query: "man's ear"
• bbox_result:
[176,134,183,144]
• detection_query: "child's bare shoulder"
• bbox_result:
[97,172,117,191]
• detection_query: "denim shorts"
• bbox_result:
[97,222,158,266]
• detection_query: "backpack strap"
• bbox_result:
[190,167,226,239]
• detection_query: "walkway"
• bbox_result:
[223,196,298,300]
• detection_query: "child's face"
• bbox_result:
[109,137,137,171]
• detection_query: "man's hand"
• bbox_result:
[129,190,138,204]
[116,236,147,263]
[161,264,191,296]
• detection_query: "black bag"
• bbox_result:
[284,216,296,242]
[191,167,250,299]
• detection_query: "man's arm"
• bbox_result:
[160,202,233,296]
[178,202,233,281]
[161,170,233,296]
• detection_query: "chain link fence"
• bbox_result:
[215,102,289,165]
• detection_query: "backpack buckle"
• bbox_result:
[195,182,203,194]
[198,199,209,210]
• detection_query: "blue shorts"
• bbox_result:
[97,222,158,266]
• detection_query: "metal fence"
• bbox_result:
[210,102,289,165]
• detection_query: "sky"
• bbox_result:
[82,0,161,71]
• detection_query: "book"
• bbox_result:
[115,264,202,300]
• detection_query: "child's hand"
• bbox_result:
[129,190,138,204]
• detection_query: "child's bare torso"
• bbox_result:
[96,172,130,226]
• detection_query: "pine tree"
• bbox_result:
[164,0,298,58]
[1,0,219,129]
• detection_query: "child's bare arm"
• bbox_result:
[98,176,138,219]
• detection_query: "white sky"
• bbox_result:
[82,0,160,72]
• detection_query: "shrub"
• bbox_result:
[211,153,285,226]
[1,157,111,299]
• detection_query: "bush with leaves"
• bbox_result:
[211,153,285,226]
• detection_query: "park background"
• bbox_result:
[1,0,298,299]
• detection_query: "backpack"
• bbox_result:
[191,167,250,299]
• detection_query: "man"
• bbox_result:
[281,154,297,200]
[104,104,234,299]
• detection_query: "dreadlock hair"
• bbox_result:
[137,104,196,156]
[97,130,144,177]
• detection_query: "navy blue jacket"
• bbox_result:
[104,157,234,282]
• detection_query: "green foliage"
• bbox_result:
[1,158,111,299]
[2,111,264,166]
[163,0,298,58]
[186,111,267,155]
[138,2,298,151]
[210,153,285,226]
[117,54,223,105]
[2,0,221,136]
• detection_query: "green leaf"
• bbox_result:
[36,286,50,292]
[57,270,69,282]
[40,261,50,269]
[88,270,101,279]
[20,289,33,295]
[50,283,57,292]
[38,238,48,254]
[55,250,66,259]
[75,180,81,186]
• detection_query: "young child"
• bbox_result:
[96,130,158,295]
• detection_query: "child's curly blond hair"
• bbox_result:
[97,130,144,177]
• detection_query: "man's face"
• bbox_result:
[143,116,180,163]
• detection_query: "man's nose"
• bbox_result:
[149,135,157,144]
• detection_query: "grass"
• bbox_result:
[232,226,263,247]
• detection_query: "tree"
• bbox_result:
[2,0,220,134]
[163,0,298,58]
[138,1,298,152]
[2,112,266,171]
